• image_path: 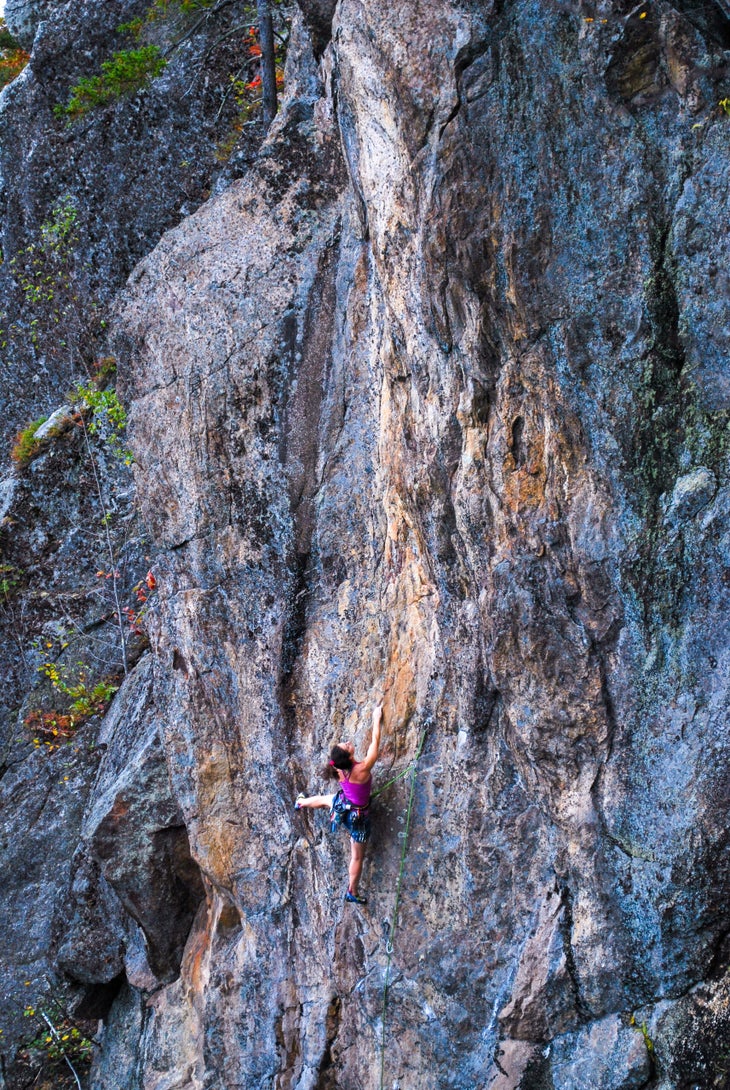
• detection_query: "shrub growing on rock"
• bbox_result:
[56,45,167,120]
[0,18,29,91]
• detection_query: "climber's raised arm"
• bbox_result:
[361,704,382,773]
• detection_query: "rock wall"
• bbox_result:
[0,0,275,1080]
[2,1,730,1089]
[3,0,61,50]
[0,0,272,443]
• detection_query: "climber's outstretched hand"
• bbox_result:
[362,703,383,772]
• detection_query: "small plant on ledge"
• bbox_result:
[24,662,121,753]
[0,18,29,91]
[10,417,48,467]
[15,995,94,1089]
[38,661,120,722]
[55,45,168,120]
[0,562,22,601]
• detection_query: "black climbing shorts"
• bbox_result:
[329,789,371,843]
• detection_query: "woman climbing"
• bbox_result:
[295,703,382,904]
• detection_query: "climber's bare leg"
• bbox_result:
[296,793,334,809]
[348,840,365,895]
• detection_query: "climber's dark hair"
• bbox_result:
[323,744,353,781]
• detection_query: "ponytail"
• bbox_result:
[323,744,353,781]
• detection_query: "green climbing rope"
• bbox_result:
[371,756,421,799]
[378,727,427,1090]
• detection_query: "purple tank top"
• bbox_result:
[341,774,372,807]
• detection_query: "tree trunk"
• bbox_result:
[256,0,277,128]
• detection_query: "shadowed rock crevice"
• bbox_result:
[73,974,126,1022]
[672,0,730,47]
[58,662,206,991]
[281,231,342,553]
[558,883,593,1025]
[633,223,687,505]
[312,994,341,1090]
[297,0,338,58]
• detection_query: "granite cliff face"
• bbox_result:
[2,1,730,1088]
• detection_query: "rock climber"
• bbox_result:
[295,703,383,904]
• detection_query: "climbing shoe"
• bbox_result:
[295,794,306,810]
[345,890,367,905]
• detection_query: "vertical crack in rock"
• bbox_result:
[628,217,689,635]
[279,230,342,715]
[558,882,593,1025]
[313,994,341,1090]
[298,0,338,58]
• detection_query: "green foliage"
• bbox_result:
[215,22,288,160]
[0,17,18,51]
[0,17,29,90]
[719,97,730,116]
[18,999,93,1082]
[10,417,48,466]
[78,385,127,432]
[118,0,215,38]
[640,1021,656,1060]
[159,0,217,12]
[91,355,118,385]
[27,653,123,750]
[626,1014,657,1084]
[74,381,132,464]
[629,1015,656,1062]
[38,660,119,723]
[0,562,22,598]
[56,45,167,120]
[1,194,84,354]
[39,195,78,252]
[11,197,78,309]
[117,16,145,36]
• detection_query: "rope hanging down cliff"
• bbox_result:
[377,725,428,1090]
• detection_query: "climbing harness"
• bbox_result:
[329,789,371,842]
[378,726,428,1090]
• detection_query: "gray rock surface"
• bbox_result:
[0,0,273,444]
[0,726,101,1046]
[668,465,717,518]
[550,1014,651,1090]
[1,1,730,1088]
[0,2,279,1074]
[59,657,204,989]
[3,0,61,49]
